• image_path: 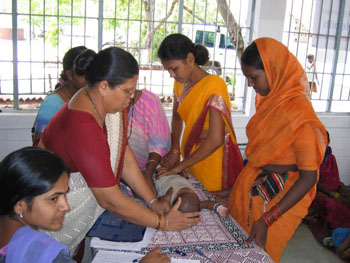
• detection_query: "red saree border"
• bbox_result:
[184,94,243,189]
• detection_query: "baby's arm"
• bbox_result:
[200,200,228,217]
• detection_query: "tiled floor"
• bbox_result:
[280,223,344,263]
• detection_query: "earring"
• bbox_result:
[19,213,23,219]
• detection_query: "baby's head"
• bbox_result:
[176,191,200,213]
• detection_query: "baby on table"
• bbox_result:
[156,174,228,216]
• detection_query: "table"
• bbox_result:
[122,177,273,263]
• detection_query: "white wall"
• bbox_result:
[1,0,349,184]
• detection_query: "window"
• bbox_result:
[283,0,350,112]
[1,0,255,112]
[219,34,235,49]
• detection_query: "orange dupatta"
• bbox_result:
[229,38,327,262]
[174,75,243,191]
[246,38,326,168]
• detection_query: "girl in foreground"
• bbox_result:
[0,147,169,263]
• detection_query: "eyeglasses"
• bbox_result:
[116,85,136,96]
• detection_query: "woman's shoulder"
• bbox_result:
[39,93,65,109]
[140,89,159,102]
[6,226,69,263]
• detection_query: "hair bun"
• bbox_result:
[74,49,97,76]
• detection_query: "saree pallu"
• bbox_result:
[174,75,243,191]
[44,111,127,254]
[229,38,327,262]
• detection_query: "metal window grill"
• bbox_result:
[283,0,350,112]
[0,0,254,112]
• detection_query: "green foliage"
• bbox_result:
[15,0,229,59]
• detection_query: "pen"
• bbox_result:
[132,256,143,263]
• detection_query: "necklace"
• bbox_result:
[85,89,104,126]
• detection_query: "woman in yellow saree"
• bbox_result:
[157,34,243,192]
[228,38,327,262]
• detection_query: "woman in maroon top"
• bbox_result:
[39,47,200,256]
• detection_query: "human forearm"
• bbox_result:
[177,135,223,170]
[92,185,201,231]
[176,107,224,170]
[171,111,183,150]
[122,145,157,203]
[92,185,159,228]
[144,152,161,179]
[275,170,317,215]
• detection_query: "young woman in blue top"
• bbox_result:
[32,46,87,146]
[0,147,170,263]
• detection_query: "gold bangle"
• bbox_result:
[172,149,180,154]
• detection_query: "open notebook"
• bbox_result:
[87,210,146,242]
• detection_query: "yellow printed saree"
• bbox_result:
[174,75,243,191]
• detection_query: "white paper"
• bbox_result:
[90,227,156,251]
[92,250,200,263]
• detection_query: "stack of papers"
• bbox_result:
[92,250,200,263]
[90,227,156,251]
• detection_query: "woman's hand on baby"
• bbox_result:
[150,199,171,214]
[156,166,183,179]
[166,197,201,231]
[160,151,180,169]
[140,247,170,263]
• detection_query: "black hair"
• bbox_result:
[0,147,70,217]
[176,192,200,213]
[60,46,88,81]
[157,33,209,66]
[74,47,139,88]
[326,130,330,144]
[241,41,264,70]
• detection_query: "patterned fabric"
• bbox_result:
[34,93,65,133]
[144,177,272,263]
[229,38,327,262]
[128,89,171,170]
[250,172,288,203]
[174,75,243,191]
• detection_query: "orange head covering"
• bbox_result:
[245,37,326,167]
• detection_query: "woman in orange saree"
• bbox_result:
[157,34,243,192]
[228,38,327,262]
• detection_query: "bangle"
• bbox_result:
[148,198,158,207]
[172,149,180,154]
[155,213,161,229]
[262,204,282,227]
[147,159,158,165]
[213,203,222,214]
